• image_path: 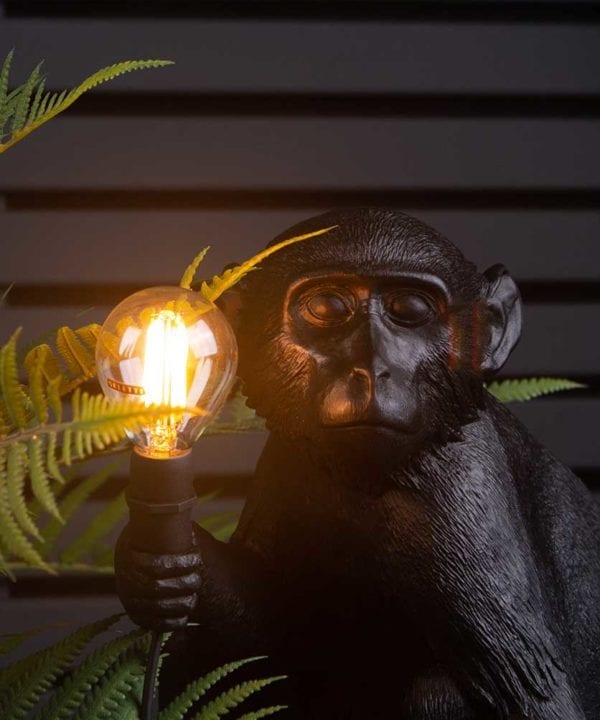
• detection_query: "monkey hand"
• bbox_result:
[114,524,207,631]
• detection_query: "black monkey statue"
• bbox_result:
[116,208,600,719]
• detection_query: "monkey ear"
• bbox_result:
[480,263,522,379]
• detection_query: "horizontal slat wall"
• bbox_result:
[2,19,600,93]
[2,118,600,188]
[0,5,599,607]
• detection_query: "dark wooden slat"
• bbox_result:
[5,1,600,23]
[3,118,599,189]
[2,210,599,283]
[65,92,600,119]
[6,188,600,211]
[4,21,599,95]
[4,281,600,307]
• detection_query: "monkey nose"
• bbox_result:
[350,367,391,386]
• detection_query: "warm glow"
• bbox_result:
[142,310,189,455]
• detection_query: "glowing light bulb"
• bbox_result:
[96,286,238,458]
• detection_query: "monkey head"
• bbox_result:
[220,208,522,470]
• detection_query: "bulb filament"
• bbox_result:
[142,310,189,455]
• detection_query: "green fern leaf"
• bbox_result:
[35,629,146,720]
[60,491,127,564]
[180,246,211,290]
[200,226,337,302]
[1,328,28,429]
[193,676,286,720]
[27,76,46,125]
[46,431,65,484]
[236,708,287,720]
[0,615,120,718]
[27,351,50,424]
[159,657,268,720]
[29,436,62,521]
[0,58,173,153]
[23,343,62,394]
[73,639,150,720]
[47,377,63,421]
[56,326,96,381]
[0,50,14,104]
[0,50,15,130]
[486,377,585,403]
[11,62,42,133]
[39,458,123,551]
[7,442,41,539]
[0,459,49,572]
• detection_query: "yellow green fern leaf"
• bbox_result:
[180,246,211,290]
[192,676,286,720]
[27,351,50,424]
[159,657,269,720]
[0,465,51,573]
[6,443,41,540]
[55,327,96,384]
[0,328,28,429]
[199,226,337,302]
[486,377,586,403]
[29,437,62,522]
[0,56,174,153]
[24,344,62,393]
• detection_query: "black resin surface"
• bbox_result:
[115,209,600,719]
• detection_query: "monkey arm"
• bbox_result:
[422,433,586,720]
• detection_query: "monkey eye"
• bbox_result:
[300,289,355,326]
[386,291,436,327]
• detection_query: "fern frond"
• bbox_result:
[486,377,586,403]
[0,459,50,572]
[192,676,287,720]
[28,350,50,424]
[60,491,127,564]
[0,615,120,719]
[6,442,41,539]
[11,62,42,134]
[73,639,150,720]
[159,657,268,720]
[35,629,146,720]
[236,708,287,720]
[55,326,96,382]
[1,328,28,429]
[0,57,174,153]
[0,50,15,132]
[199,226,337,302]
[29,436,62,521]
[180,246,211,290]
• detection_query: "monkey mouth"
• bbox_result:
[321,419,418,434]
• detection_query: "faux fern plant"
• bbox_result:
[0,615,287,720]
[0,51,173,153]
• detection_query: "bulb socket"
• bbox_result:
[127,450,196,555]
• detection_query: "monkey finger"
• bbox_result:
[129,595,196,618]
[138,573,201,599]
[129,549,202,578]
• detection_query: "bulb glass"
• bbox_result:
[96,286,238,458]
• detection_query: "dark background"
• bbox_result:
[0,0,599,644]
